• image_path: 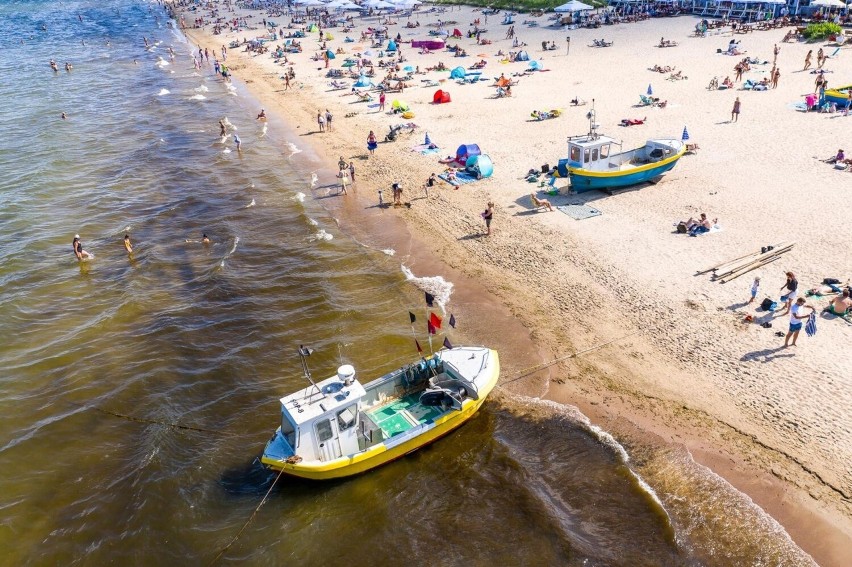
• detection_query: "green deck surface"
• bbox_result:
[367,392,444,437]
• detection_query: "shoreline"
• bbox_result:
[177,5,851,564]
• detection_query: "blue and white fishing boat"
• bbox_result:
[560,106,685,192]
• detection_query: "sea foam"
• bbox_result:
[400,266,453,310]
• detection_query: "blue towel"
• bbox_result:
[805,312,817,337]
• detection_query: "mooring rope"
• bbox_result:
[208,467,286,566]
[90,406,221,434]
[498,330,642,387]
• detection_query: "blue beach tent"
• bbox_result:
[456,143,480,162]
[450,66,466,79]
[387,40,398,52]
[465,154,493,179]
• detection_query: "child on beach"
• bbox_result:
[749,277,760,304]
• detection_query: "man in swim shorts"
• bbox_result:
[124,234,133,254]
[784,297,814,347]
[826,290,852,316]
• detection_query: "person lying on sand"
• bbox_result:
[824,149,845,164]
[620,117,647,126]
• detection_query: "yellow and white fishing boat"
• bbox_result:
[261,346,500,480]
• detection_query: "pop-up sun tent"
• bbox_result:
[516,51,529,61]
[325,49,336,59]
[387,40,398,52]
[307,24,319,32]
[456,143,481,162]
[449,66,466,79]
[391,99,410,112]
[433,89,451,104]
[465,154,493,179]
[354,74,373,87]
[528,60,542,71]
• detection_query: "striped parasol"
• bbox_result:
[682,126,689,141]
[647,84,653,95]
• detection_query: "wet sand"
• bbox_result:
[176,4,852,563]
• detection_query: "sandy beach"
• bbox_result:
[176,3,852,563]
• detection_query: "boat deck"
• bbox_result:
[366,392,444,438]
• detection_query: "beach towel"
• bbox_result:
[438,170,479,186]
[805,312,817,337]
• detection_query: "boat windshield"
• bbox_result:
[281,414,297,449]
[600,144,610,159]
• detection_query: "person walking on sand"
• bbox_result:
[123,234,133,254]
[349,161,356,182]
[731,97,741,122]
[367,130,377,155]
[379,91,386,112]
[317,110,325,132]
[778,271,798,315]
[748,276,760,304]
[482,201,494,236]
[325,109,333,132]
[803,49,812,71]
[784,297,814,347]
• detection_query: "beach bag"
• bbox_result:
[760,298,774,311]
[676,222,687,234]
[823,278,840,285]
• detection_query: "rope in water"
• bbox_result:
[90,406,221,434]
[208,467,285,566]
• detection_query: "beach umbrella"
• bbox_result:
[647,84,653,95]
[681,126,689,141]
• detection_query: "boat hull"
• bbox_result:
[568,147,685,192]
[261,350,500,480]
[824,85,852,106]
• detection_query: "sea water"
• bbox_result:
[0,1,814,564]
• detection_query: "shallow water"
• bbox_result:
[0,1,815,565]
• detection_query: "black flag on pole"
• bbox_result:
[409,311,416,324]
[449,314,456,328]
[415,339,423,353]
[425,292,435,307]
[443,337,453,350]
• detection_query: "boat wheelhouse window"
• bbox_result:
[591,148,599,161]
[570,146,580,162]
[281,415,297,448]
[337,405,357,431]
[600,144,610,159]
[316,419,334,442]
[583,149,590,163]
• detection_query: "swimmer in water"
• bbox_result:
[61,112,67,120]
[257,108,266,121]
[50,60,58,72]
[65,62,72,72]
[72,234,92,260]
[233,133,241,152]
[202,233,210,244]
[219,119,226,136]
[123,234,133,253]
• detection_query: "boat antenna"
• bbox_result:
[298,345,322,399]
[586,98,598,139]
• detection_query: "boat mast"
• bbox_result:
[586,98,599,140]
[298,345,324,401]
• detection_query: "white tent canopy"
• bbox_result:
[554,0,594,13]
[810,0,846,7]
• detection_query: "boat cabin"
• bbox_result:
[566,133,619,172]
[275,365,367,463]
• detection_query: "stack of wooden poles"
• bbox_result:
[698,241,795,283]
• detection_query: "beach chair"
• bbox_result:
[639,94,654,106]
